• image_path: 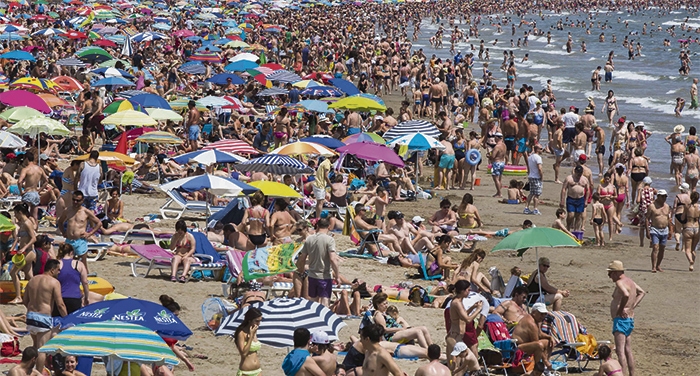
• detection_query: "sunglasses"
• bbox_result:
[542,264,550,268]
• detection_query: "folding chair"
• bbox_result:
[346,206,383,255]
[418,253,442,281]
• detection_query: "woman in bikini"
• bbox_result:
[56,159,81,219]
[627,148,648,205]
[451,249,492,294]
[425,235,457,280]
[169,220,197,283]
[239,191,270,248]
[457,193,482,230]
[636,177,655,247]
[596,344,623,376]
[673,183,691,251]
[8,203,37,305]
[235,307,263,376]
[445,280,482,370]
[104,188,125,223]
[683,144,700,191]
[681,191,699,271]
[598,172,623,240]
[602,90,618,127]
[668,134,686,186]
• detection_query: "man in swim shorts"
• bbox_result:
[24,259,67,374]
[608,261,645,376]
[645,190,671,273]
[690,78,698,110]
[438,134,455,190]
[489,133,507,198]
[186,100,201,151]
[560,165,590,231]
[17,152,48,220]
[57,190,102,275]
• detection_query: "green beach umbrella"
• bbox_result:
[99,59,132,69]
[0,213,14,232]
[491,227,580,301]
[9,115,70,136]
[39,322,179,367]
[0,106,44,123]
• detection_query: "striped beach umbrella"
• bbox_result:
[171,149,248,165]
[202,139,258,154]
[103,99,144,115]
[235,154,314,175]
[386,133,445,151]
[270,141,336,157]
[0,130,26,148]
[383,120,441,140]
[216,298,346,348]
[257,87,288,97]
[341,132,385,144]
[300,85,343,97]
[135,131,182,144]
[188,51,221,63]
[39,322,179,366]
[160,174,257,196]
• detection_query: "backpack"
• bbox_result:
[0,334,20,357]
[517,96,529,118]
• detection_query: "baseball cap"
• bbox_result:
[578,154,587,161]
[39,154,49,161]
[569,106,576,111]
[494,132,503,137]
[412,215,425,223]
[394,211,404,219]
[657,189,668,196]
[450,342,468,356]
[617,117,626,123]
[532,302,548,314]
[311,331,331,345]
[607,260,625,272]
[680,183,690,192]
[642,176,652,185]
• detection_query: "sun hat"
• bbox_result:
[674,124,685,134]
[680,183,690,192]
[657,189,668,196]
[607,260,625,272]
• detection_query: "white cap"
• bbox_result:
[680,183,690,192]
[450,342,468,356]
[311,331,331,344]
[657,189,668,196]
[532,302,548,314]
[642,176,652,185]
[412,215,425,223]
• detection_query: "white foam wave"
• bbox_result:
[666,89,679,94]
[616,95,677,116]
[662,20,700,28]
[611,70,659,81]
[528,49,570,56]
[588,57,597,61]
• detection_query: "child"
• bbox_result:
[386,305,410,327]
[675,97,686,117]
[590,192,607,246]
[552,208,576,238]
[596,345,623,376]
[501,179,521,204]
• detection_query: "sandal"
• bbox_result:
[171,276,177,282]
[179,276,187,283]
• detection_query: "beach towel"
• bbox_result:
[242,243,303,282]
[342,206,361,245]
[339,250,375,259]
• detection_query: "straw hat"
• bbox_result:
[674,124,685,134]
[606,260,625,272]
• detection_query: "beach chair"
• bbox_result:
[345,206,382,255]
[159,189,224,220]
[263,281,294,298]
[51,236,111,262]
[129,244,224,280]
[543,310,610,372]
[108,228,171,245]
[222,249,247,298]
[0,196,21,210]
[418,253,441,281]
[503,275,524,298]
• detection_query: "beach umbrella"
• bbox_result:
[92,39,117,48]
[0,90,51,113]
[224,60,258,72]
[248,181,301,198]
[167,99,207,111]
[216,298,346,348]
[229,52,259,62]
[129,94,171,110]
[202,139,258,154]
[198,96,231,107]
[188,51,221,63]
[178,61,206,75]
[261,63,284,71]
[62,30,88,39]
[52,76,83,92]
[341,132,385,144]
[76,47,113,63]
[297,100,333,113]
[266,70,302,83]
[102,110,157,126]
[99,59,131,69]
[299,135,345,149]
[383,120,441,140]
[303,72,333,84]
[39,322,179,367]
[57,297,191,340]
[300,85,343,97]
[0,106,44,122]
[337,141,404,167]
[257,87,288,97]
[329,77,360,96]
[328,96,386,112]
[32,27,65,36]
[38,93,69,108]
[0,50,35,61]
[121,127,157,142]
[56,57,87,67]
[73,151,135,165]
[355,93,385,106]
[171,149,247,165]
[103,99,144,115]
[91,76,134,87]
[90,67,135,79]
[131,31,168,42]
[292,80,323,89]
[0,33,24,41]
[135,131,182,144]
[9,116,70,136]
[270,141,336,157]
[146,108,183,121]
[160,174,257,195]
[235,154,314,175]
[95,26,119,35]
[9,77,60,92]
[244,69,272,88]
[491,227,580,300]
[196,45,221,53]
[386,133,445,151]
[0,130,25,147]
[206,73,245,85]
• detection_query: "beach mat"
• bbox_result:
[339,250,375,259]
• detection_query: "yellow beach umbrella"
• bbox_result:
[146,108,184,121]
[328,96,387,112]
[269,141,335,157]
[248,181,301,198]
[102,110,157,126]
[135,131,182,144]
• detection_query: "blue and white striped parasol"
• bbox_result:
[383,120,441,140]
[266,69,302,83]
[171,149,248,165]
[235,154,314,175]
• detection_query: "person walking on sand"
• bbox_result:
[57,190,102,275]
[524,144,543,215]
[645,190,671,273]
[17,153,48,221]
[607,260,645,376]
[24,259,67,375]
[681,191,700,271]
[296,218,340,307]
[488,133,506,198]
[186,100,201,152]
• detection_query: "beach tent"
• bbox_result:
[208,198,247,226]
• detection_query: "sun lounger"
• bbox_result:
[109,228,172,245]
[159,189,225,220]
[263,281,294,298]
[51,237,112,262]
[0,196,21,210]
[129,244,224,280]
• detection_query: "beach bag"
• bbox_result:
[0,334,20,357]
[576,333,598,358]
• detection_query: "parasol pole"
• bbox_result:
[536,247,542,302]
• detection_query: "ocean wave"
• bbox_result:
[611,70,659,81]
[616,95,677,116]
[662,20,700,28]
[528,49,570,56]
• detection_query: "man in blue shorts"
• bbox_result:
[295,218,340,307]
[57,190,103,275]
[608,261,645,376]
[186,100,201,151]
[560,165,590,231]
[489,133,507,198]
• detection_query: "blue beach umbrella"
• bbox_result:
[57,297,193,340]
[298,99,333,113]
[178,61,206,74]
[300,86,343,97]
[330,77,360,96]
[91,76,135,87]
[299,135,345,149]
[224,60,258,72]
[129,93,171,110]
[161,174,257,195]
[171,149,249,165]
[206,73,245,85]
[0,50,35,61]
[386,132,445,151]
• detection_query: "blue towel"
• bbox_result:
[282,349,309,376]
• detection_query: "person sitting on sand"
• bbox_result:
[500,179,524,204]
[309,331,337,376]
[104,188,126,223]
[8,347,41,376]
[596,344,623,376]
[457,193,483,229]
[511,303,554,370]
[451,249,493,294]
[428,199,459,236]
[57,355,87,376]
[552,208,576,238]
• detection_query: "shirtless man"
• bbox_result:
[89,88,105,141]
[17,153,48,220]
[645,190,671,273]
[429,78,443,122]
[488,133,506,197]
[270,200,296,244]
[360,324,404,376]
[7,348,41,376]
[187,100,201,152]
[560,166,590,231]
[690,78,698,110]
[502,116,518,165]
[493,286,528,325]
[414,345,450,376]
[437,134,455,190]
[309,332,337,376]
[23,259,67,374]
[282,328,325,376]
[593,123,606,177]
[428,199,458,236]
[551,123,565,183]
[511,303,554,369]
[388,211,432,255]
[607,260,645,376]
[56,190,102,275]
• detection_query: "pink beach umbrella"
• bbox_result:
[0,90,52,114]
